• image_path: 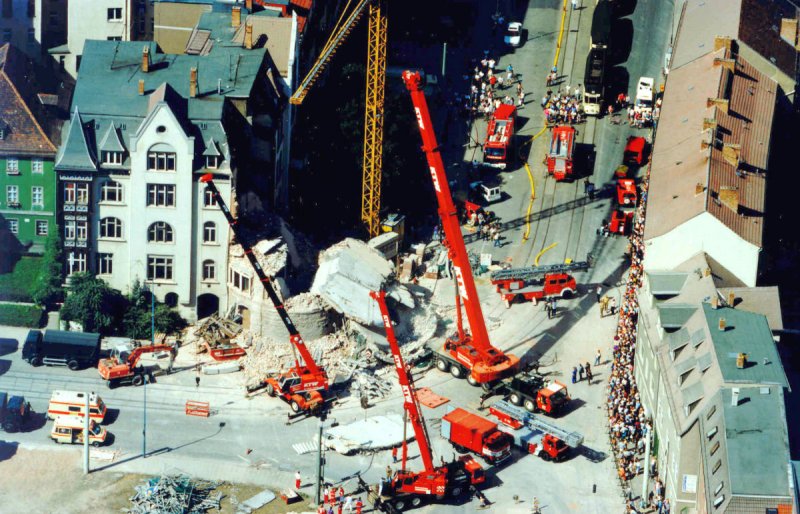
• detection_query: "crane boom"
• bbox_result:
[402,71,519,383]
[200,174,323,377]
[371,290,434,472]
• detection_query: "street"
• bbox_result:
[0,1,674,512]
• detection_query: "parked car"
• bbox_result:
[504,22,523,48]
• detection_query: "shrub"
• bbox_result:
[0,304,44,327]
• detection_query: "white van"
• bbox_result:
[47,391,107,423]
[50,415,108,447]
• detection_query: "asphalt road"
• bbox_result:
[0,1,674,512]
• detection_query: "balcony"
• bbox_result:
[64,240,75,248]
[76,240,88,248]
[7,201,21,209]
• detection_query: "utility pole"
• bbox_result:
[441,42,447,78]
[314,420,324,505]
[83,393,90,474]
[143,284,154,459]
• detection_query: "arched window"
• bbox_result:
[100,180,123,203]
[164,292,179,307]
[148,221,174,243]
[147,143,177,171]
[202,260,216,281]
[99,217,122,239]
[203,221,216,243]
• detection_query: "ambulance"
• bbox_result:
[49,415,108,446]
[47,390,107,422]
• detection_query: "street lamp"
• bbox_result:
[143,280,155,459]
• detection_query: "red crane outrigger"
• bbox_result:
[402,71,520,385]
[200,174,328,414]
[366,290,484,512]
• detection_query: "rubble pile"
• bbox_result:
[126,474,221,514]
[228,238,288,285]
[193,315,242,350]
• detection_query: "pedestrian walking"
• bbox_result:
[295,471,302,490]
[328,488,337,506]
[578,363,585,381]
[493,232,501,247]
[596,285,602,302]
[355,498,363,514]
[337,486,344,503]
[344,496,354,514]
[386,465,392,479]
[595,348,601,366]
[506,65,514,83]
[585,362,593,382]
[323,487,330,506]
[391,446,398,462]
[571,366,577,384]
[195,375,200,388]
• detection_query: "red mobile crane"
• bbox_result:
[366,290,484,512]
[201,174,328,414]
[402,71,520,385]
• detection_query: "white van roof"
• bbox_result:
[50,390,101,404]
[636,77,654,101]
[53,414,95,427]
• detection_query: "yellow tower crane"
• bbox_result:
[290,0,387,238]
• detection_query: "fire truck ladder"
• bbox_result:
[290,0,387,238]
[492,400,584,448]
[490,258,592,284]
[200,175,325,382]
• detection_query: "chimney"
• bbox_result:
[714,36,732,52]
[702,118,718,131]
[245,22,253,50]
[722,143,741,166]
[713,57,736,72]
[706,97,729,113]
[727,291,736,307]
[719,187,739,213]
[704,267,712,277]
[695,182,706,196]
[246,0,253,10]
[142,46,150,73]
[711,296,720,309]
[731,387,740,406]
[138,79,145,96]
[700,129,713,150]
[232,6,241,28]
[718,317,726,331]
[190,67,198,98]
[736,353,747,369]
[780,18,798,46]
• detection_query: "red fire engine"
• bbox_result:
[483,104,516,169]
[616,178,638,206]
[546,125,575,181]
[403,70,520,385]
[490,260,590,308]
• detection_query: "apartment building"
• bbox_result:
[0,0,67,64]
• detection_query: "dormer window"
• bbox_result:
[102,151,123,165]
[206,155,219,169]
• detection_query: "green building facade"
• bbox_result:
[0,156,56,252]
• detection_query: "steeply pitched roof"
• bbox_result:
[55,107,96,172]
[671,0,741,70]
[202,137,221,156]
[98,122,126,153]
[718,286,783,332]
[647,272,689,296]
[703,303,789,387]
[739,0,800,81]
[0,44,63,157]
[232,14,295,77]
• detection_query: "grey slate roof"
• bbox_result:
[55,107,97,172]
[647,272,689,296]
[98,122,126,153]
[203,137,221,157]
[659,304,697,328]
[703,304,789,387]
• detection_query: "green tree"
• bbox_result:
[32,231,64,307]
[60,273,125,334]
[122,281,186,339]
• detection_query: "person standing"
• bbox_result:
[386,466,392,480]
[571,0,579,9]
[596,285,602,302]
[578,363,585,381]
[344,496,353,514]
[585,362,593,382]
[337,486,344,504]
[595,348,601,366]
[391,446,398,463]
[295,471,302,490]
[355,498,363,514]
[571,366,577,384]
[493,231,501,247]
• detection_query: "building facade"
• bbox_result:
[0,44,67,256]
[0,0,67,64]
[55,31,279,320]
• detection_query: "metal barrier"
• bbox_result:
[185,400,210,417]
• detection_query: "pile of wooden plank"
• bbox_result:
[194,315,242,349]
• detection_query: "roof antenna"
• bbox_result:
[218,78,221,95]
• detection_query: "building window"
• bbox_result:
[147,152,176,172]
[6,158,19,174]
[2,29,11,43]
[147,221,174,243]
[64,220,75,239]
[107,36,122,41]
[712,459,721,474]
[202,260,216,281]
[67,251,87,275]
[203,221,216,243]
[31,186,43,207]
[7,218,17,234]
[709,440,720,456]
[100,181,122,203]
[6,185,18,205]
[147,255,174,281]
[64,183,76,203]
[31,159,43,174]
[203,189,217,207]
[107,7,122,21]
[0,128,4,139]
[35,220,47,236]
[146,184,175,207]
[230,269,251,292]
[99,217,122,239]
[76,220,87,241]
[102,151,123,165]
[27,28,35,45]
[97,253,113,275]
[205,156,219,169]
[76,183,89,204]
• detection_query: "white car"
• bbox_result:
[504,22,523,48]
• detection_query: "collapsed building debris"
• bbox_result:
[323,414,412,455]
[194,315,242,351]
[126,474,221,514]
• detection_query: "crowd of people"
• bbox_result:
[610,92,661,129]
[540,85,586,125]
[461,52,526,119]
[604,174,671,514]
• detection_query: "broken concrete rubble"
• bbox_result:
[323,414,412,455]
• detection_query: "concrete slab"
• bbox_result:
[323,414,410,455]
[236,489,276,513]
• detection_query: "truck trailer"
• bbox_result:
[22,329,101,370]
[441,408,513,465]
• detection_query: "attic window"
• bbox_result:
[156,125,166,133]
[706,405,716,420]
[713,495,724,508]
[712,459,721,474]
[205,156,219,169]
[709,440,720,456]
[714,482,723,496]
[102,151,123,166]
[707,426,718,440]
